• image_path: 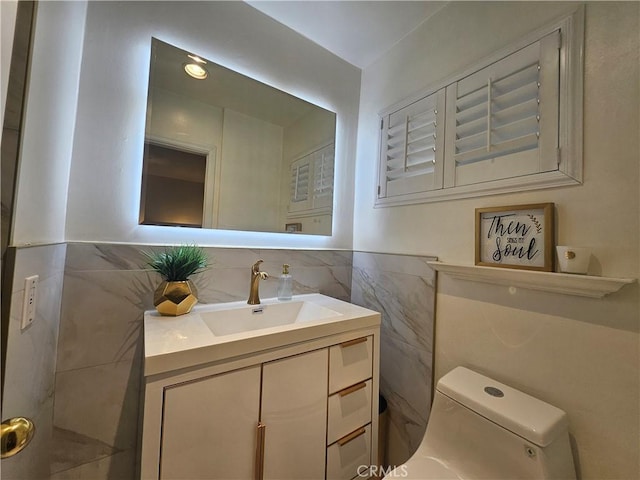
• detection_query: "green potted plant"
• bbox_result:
[144,244,208,316]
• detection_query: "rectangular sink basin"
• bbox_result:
[201,300,342,336]
[144,293,382,376]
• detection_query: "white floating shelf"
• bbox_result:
[427,261,636,298]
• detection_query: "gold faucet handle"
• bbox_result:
[251,259,264,273]
[251,260,269,279]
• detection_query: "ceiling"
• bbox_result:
[245,1,448,69]
[148,2,449,128]
[150,39,334,128]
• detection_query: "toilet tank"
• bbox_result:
[424,367,576,479]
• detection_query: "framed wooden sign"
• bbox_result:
[475,203,554,271]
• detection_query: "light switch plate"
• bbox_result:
[21,275,38,330]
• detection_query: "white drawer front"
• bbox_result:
[329,336,373,394]
[327,380,372,445]
[326,424,371,480]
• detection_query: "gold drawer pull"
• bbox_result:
[337,427,366,446]
[339,382,367,397]
[255,422,266,480]
[340,337,367,348]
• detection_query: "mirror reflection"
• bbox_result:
[140,38,336,235]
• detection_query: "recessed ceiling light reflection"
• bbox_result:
[184,63,208,80]
[187,54,207,64]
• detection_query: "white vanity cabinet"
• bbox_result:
[156,349,328,480]
[140,300,380,480]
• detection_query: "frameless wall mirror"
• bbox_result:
[139,38,337,235]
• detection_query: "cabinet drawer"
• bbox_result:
[326,424,371,480]
[329,336,373,394]
[327,380,372,445]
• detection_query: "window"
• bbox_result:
[312,144,334,210]
[289,158,311,210]
[378,90,445,203]
[444,30,560,187]
[376,7,583,207]
[289,143,334,215]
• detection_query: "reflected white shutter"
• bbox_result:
[444,30,561,187]
[289,143,334,214]
[377,89,445,204]
[312,144,334,209]
[289,158,310,212]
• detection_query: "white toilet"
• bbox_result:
[389,367,576,479]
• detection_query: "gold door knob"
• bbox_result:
[1,417,35,458]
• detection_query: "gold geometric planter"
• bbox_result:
[154,280,198,316]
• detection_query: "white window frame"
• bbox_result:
[311,143,335,210]
[375,6,584,207]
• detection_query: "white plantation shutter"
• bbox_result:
[375,8,582,208]
[377,89,446,204]
[289,143,334,214]
[312,144,334,209]
[444,30,561,187]
[289,157,310,212]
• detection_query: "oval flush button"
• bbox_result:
[484,386,504,397]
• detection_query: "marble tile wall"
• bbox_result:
[50,243,352,478]
[2,243,67,479]
[3,244,435,477]
[351,251,437,468]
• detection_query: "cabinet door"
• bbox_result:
[160,366,261,479]
[261,349,328,479]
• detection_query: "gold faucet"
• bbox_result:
[248,260,269,305]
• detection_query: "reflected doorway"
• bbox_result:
[139,141,214,228]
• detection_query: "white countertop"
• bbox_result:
[144,294,380,376]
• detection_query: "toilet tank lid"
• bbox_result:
[436,367,569,447]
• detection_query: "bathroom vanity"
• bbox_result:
[140,294,381,479]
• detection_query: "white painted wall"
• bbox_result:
[355,3,639,479]
[63,1,359,248]
[146,87,222,153]
[11,1,87,245]
[355,2,638,278]
[218,108,283,232]
[283,107,336,162]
